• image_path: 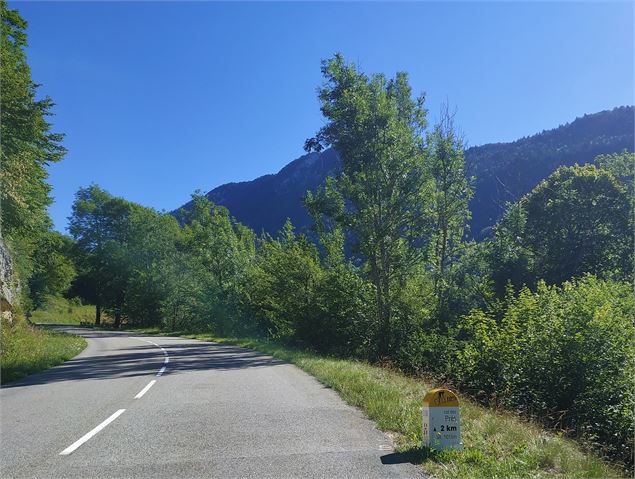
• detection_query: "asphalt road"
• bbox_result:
[1,326,422,478]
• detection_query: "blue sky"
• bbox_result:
[12,1,634,231]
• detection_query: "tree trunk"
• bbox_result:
[378,241,391,358]
[114,310,121,329]
[95,303,101,326]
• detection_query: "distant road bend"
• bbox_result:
[0,326,421,478]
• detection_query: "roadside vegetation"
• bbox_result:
[1,1,632,475]
[30,295,96,325]
[0,317,86,384]
[128,326,623,479]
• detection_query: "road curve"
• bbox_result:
[1,326,422,478]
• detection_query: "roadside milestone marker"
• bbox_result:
[422,388,462,450]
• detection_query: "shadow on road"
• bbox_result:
[2,331,284,388]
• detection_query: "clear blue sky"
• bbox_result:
[12,1,634,232]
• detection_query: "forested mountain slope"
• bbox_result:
[467,105,633,237]
[178,106,633,238]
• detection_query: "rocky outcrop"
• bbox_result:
[0,235,15,322]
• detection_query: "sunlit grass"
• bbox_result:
[30,295,97,325]
[128,327,624,478]
[1,318,86,384]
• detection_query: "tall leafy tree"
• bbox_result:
[490,164,632,288]
[425,107,473,315]
[247,220,322,341]
[0,1,65,238]
[0,1,65,306]
[305,54,429,356]
[180,194,255,292]
[69,185,136,325]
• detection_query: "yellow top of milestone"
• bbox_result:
[423,388,459,407]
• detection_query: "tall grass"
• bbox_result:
[30,296,96,325]
[1,318,86,384]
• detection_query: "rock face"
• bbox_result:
[0,235,15,322]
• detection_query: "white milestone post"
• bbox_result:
[422,388,462,450]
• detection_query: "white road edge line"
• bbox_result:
[59,409,126,455]
[134,380,157,399]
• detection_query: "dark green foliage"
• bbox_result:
[488,164,633,291]
[310,263,377,357]
[246,220,322,341]
[28,231,76,308]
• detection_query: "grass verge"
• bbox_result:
[30,296,96,325]
[1,318,86,384]
[127,326,624,479]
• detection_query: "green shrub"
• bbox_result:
[455,276,634,464]
[310,265,377,357]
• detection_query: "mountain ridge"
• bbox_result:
[177,106,634,238]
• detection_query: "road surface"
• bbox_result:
[1,326,421,478]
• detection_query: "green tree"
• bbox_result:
[69,185,137,325]
[179,194,256,334]
[425,107,473,318]
[489,164,632,288]
[247,220,322,342]
[0,0,65,238]
[305,54,429,356]
[180,194,255,292]
[594,149,634,197]
[456,276,634,463]
[122,207,183,328]
[28,231,76,308]
[0,1,65,308]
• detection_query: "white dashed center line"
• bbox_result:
[59,337,170,456]
[59,409,126,455]
[134,380,157,399]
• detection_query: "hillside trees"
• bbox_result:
[305,54,430,356]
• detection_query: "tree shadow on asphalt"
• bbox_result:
[2,340,285,388]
